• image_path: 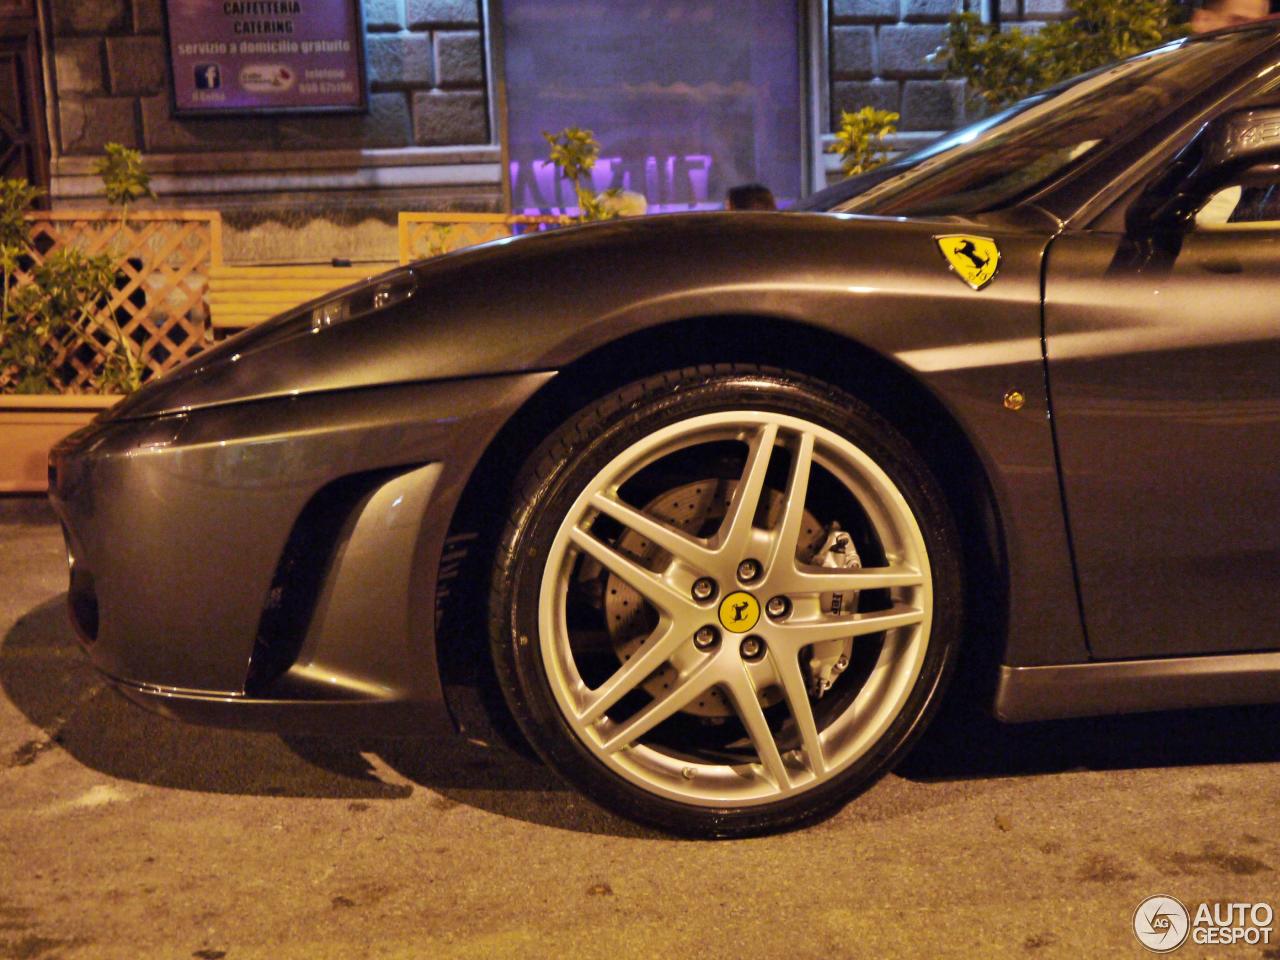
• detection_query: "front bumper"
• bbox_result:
[48,373,551,734]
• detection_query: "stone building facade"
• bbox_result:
[51,0,490,155]
[828,0,1070,149]
[45,0,497,261]
[30,0,1073,262]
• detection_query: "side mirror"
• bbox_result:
[1129,106,1280,233]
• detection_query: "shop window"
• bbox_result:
[502,1,804,213]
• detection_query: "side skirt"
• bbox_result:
[995,651,1280,722]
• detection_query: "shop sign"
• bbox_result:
[164,0,367,115]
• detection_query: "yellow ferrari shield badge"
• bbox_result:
[718,592,760,634]
[935,235,1001,291]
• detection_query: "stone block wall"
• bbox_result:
[829,0,1071,134]
[48,0,491,156]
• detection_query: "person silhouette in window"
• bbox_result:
[726,183,777,211]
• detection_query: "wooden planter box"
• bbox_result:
[0,395,120,493]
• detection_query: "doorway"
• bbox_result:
[0,0,50,198]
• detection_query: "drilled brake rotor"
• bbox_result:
[602,479,825,718]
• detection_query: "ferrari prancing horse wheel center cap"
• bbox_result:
[718,591,761,634]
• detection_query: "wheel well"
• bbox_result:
[435,315,1009,744]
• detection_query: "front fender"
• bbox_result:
[106,211,1085,668]
[109,213,1032,418]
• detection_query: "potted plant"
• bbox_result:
[543,127,629,221]
[0,145,154,492]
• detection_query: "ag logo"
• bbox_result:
[935,234,1001,290]
[718,591,760,634]
[1133,895,1190,953]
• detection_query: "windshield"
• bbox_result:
[801,27,1277,217]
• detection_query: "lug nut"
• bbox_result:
[737,558,762,583]
[691,577,717,602]
[765,596,790,619]
[694,625,720,650]
[740,636,766,661]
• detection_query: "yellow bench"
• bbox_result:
[398,211,569,263]
[207,263,397,331]
[208,214,568,331]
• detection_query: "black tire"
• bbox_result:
[489,365,963,837]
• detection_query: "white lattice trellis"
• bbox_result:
[4,209,222,393]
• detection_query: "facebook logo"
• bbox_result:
[194,64,221,90]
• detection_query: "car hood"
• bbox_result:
[104,210,996,422]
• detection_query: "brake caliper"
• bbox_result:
[808,524,862,698]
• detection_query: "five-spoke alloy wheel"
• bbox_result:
[491,366,962,837]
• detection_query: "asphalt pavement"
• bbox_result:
[2,496,1279,960]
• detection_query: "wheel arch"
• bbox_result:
[434,313,1010,742]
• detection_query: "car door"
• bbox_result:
[1044,167,1280,660]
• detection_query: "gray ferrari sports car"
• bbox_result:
[49,21,1280,837]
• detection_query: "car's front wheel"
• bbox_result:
[490,366,962,837]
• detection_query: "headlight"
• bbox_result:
[309,268,418,333]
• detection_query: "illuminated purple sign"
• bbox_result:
[513,154,717,214]
[502,0,803,213]
[164,0,366,115]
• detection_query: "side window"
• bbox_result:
[1196,175,1280,230]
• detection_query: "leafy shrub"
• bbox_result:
[94,142,155,211]
[1,144,153,394]
[937,0,1187,109]
[828,107,900,176]
[543,127,622,222]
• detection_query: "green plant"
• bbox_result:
[1,245,129,394]
[828,107,901,176]
[1,141,153,395]
[1,181,56,394]
[0,236,54,394]
[0,179,41,249]
[543,127,621,222]
[422,223,454,258]
[0,185,137,394]
[94,142,155,213]
[937,0,1186,110]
